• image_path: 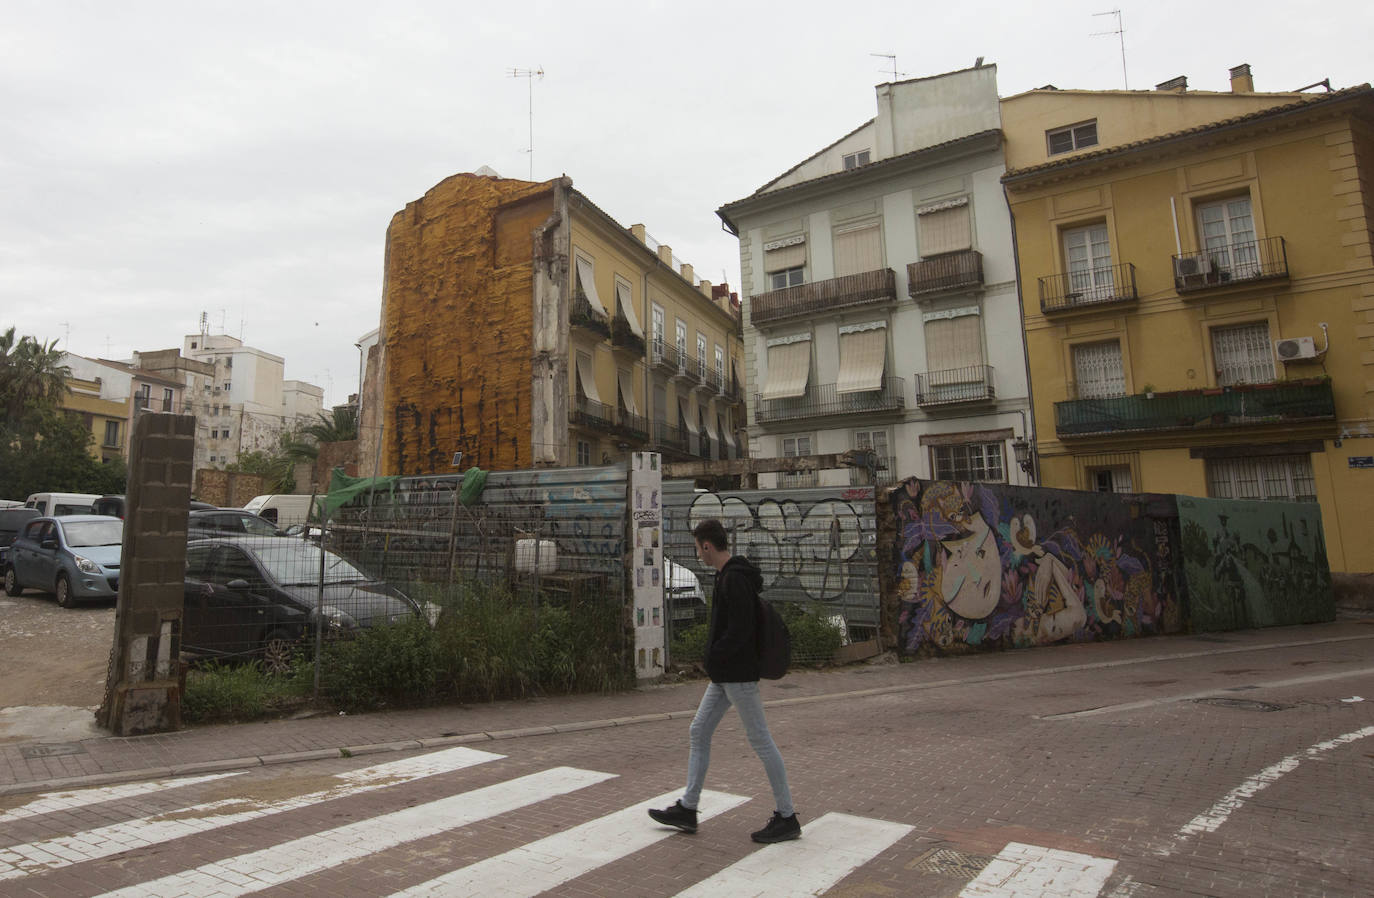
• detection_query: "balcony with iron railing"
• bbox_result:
[908,250,984,299]
[652,420,691,456]
[1054,378,1335,438]
[755,376,905,424]
[1039,262,1138,314]
[914,365,996,408]
[723,373,744,404]
[751,268,897,326]
[570,396,649,442]
[610,316,646,357]
[571,293,610,339]
[701,364,726,394]
[1173,236,1288,294]
[849,454,899,487]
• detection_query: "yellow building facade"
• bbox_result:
[62,376,128,464]
[1002,82,1374,572]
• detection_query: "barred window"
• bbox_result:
[1207,455,1316,503]
[932,442,1005,482]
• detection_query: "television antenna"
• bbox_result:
[1092,9,1128,89]
[508,66,545,179]
[870,53,910,82]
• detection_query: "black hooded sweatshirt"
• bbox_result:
[705,555,764,683]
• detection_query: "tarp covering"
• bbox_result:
[324,469,401,519]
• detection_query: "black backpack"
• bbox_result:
[756,597,792,680]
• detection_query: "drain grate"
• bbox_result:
[19,742,87,759]
[1193,697,1289,712]
[908,847,994,879]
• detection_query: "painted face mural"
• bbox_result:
[893,480,1175,655]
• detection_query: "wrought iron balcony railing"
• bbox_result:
[1039,262,1138,314]
[610,316,646,356]
[849,454,899,487]
[914,365,995,407]
[1173,236,1288,294]
[751,268,896,326]
[1055,379,1335,437]
[908,250,983,298]
[570,397,649,442]
[723,374,744,403]
[571,294,610,338]
[652,421,690,455]
[755,376,905,424]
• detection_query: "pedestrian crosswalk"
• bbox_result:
[0,749,1122,897]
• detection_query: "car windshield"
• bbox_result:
[250,543,370,585]
[239,515,279,536]
[55,503,95,515]
[62,520,124,547]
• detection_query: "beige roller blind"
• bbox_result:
[833,224,882,277]
[924,314,983,372]
[616,368,638,415]
[575,353,602,404]
[678,396,699,435]
[918,200,972,256]
[575,257,608,317]
[836,327,887,394]
[615,282,645,338]
[764,243,806,272]
[760,339,812,400]
[704,412,719,441]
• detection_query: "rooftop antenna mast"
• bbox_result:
[870,53,909,81]
[508,66,544,179]
[1092,9,1128,90]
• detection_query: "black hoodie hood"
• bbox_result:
[719,554,764,593]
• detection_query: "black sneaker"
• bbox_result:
[751,811,802,843]
[648,800,698,833]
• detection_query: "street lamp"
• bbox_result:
[1011,436,1036,483]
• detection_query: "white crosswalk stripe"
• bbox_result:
[674,812,914,898]
[959,842,1118,897]
[0,772,244,824]
[387,789,750,898]
[95,765,617,898]
[0,746,502,881]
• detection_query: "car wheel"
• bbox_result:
[55,574,74,608]
[3,567,22,597]
[260,631,296,676]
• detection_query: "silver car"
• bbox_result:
[3,515,123,606]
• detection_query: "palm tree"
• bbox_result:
[283,406,359,466]
[0,327,70,423]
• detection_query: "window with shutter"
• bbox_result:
[833,223,883,276]
[1197,196,1259,278]
[1063,223,1113,300]
[917,201,971,256]
[1072,341,1126,399]
[1211,322,1274,386]
[1207,455,1316,502]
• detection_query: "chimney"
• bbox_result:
[698,278,713,298]
[1155,75,1188,92]
[657,244,673,265]
[1229,64,1254,93]
[630,223,647,244]
[679,263,694,283]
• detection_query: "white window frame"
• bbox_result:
[714,345,725,389]
[697,334,707,379]
[1063,223,1114,301]
[1197,195,1259,278]
[576,440,591,466]
[769,266,804,290]
[1072,340,1127,399]
[1047,120,1098,155]
[1090,466,1134,493]
[652,304,666,357]
[675,319,687,364]
[1207,455,1316,503]
[780,434,816,488]
[932,442,1006,483]
[853,429,894,485]
[1211,322,1275,386]
[842,149,871,170]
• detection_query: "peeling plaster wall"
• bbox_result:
[379,174,557,475]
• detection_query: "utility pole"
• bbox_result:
[508,66,544,179]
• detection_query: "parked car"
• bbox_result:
[94,495,218,519]
[186,508,284,540]
[4,515,123,606]
[24,492,101,516]
[241,494,321,528]
[0,507,41,572]
[665,557,707,622]
[181,536,424,672]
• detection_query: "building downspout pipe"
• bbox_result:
[1003,182,1038,486]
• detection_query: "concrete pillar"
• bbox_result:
[97,412,195,736]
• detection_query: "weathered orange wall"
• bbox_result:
[381,175,555,474]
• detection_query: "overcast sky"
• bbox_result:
[4,1,1370,407]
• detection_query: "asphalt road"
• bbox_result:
[2,619,1371,896]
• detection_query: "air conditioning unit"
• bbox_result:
[1173,256,1208,279]
[1274,336,1317,361]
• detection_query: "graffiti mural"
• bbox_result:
[891,480,1182,656]
[1177,496,1333,631]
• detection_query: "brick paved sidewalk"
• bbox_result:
[3,617,1370,797]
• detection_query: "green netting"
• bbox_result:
[323,469,401,519]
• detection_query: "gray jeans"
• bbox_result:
[682,681,794,817]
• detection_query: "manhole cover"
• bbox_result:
[1193,698,1289,712]
[908,847,993,879]
[19,742,87,759]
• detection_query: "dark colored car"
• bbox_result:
[181,536,424,672]
[186,509,283,540]
[94,495,217,519]
[4,515,123,606]
[0,507,42,572]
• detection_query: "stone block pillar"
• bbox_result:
[97,413,196,736]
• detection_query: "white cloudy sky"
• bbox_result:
[3,1,1370,407]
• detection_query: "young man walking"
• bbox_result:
[648,518,801,843]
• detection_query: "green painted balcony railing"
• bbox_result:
[1054,380,1335,437]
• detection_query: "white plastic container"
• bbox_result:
[514,539,558,575]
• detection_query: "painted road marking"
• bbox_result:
[674,812,913,898]
[389,789,750,897]
[1158,724,1374,855]
[1040,667,1374,719]
[0,745,503,880]
[96,766,616,898]
[959,842,1117,897]
[0,772,244,823]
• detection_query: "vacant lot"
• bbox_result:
[0,593,113,710]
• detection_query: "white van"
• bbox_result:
[241,494,320,528]
[24,492,101,516]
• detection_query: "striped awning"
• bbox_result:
[575,353,602,404]
[836,324,887,394]
[760,337,811,400]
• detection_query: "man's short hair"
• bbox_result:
[692,518,729,551]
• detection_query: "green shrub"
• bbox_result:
[318,614,440,711]
[670,621,710,664]
[781,602,846,663]
[182,661,312,724]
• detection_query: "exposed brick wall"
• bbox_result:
[380,174,554,475]
[314,440,358,492]
[194,469,268,507]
